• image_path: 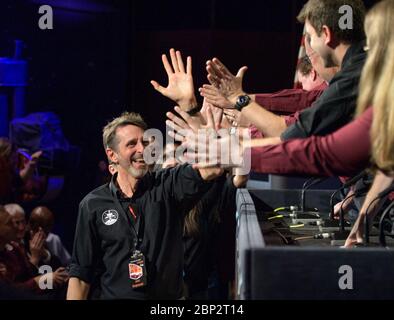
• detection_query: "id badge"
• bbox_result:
[129,250,147,288]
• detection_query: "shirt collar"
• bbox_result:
[109,171,151,199]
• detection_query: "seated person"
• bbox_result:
[29,206,71,267]
[4,204,27,246]
[0,205,67,296]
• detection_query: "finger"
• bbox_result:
[208,60,225,77]
[201,84,217,91]
[168,130,186,143]
[166,120,185,133]
[150,80,165,94]
[206,62,225,80]
[186,56,192,75]
[38,229,45,238]
[31,233,39,245]
[30,238,37,248]
[54,277,64,284]
[174,106,192,124]
[225,114,233,122]
[166,111,189,130]
[199,89,216,99]
[204,106,215,130]
[170,48,180,73]
[36,234,45,244]
[161,54,174,75]
[37,237,45,247]
[207,72,220,87]
[37,232,45,242]
[176,50,185,73]
[200,100,208,114]
[212,58,232,76]
[211,106,223,118]
[199,91,221,104]
[58,271,69,277]
[201,97,222,109]
[202,97,214,109]
[200,85,220,96]
[236,66,248,79]
[199,87,218,100]
[223,110,235,117]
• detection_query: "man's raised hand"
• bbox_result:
[199,58,248,109]
[151,48,197,111]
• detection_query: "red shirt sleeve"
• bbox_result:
[284,112,300,127]
[249,125,264,139]
[250,108,373,177]
[254,82,327,115]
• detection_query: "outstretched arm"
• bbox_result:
[344,171,394,247]
[200,58,286,137]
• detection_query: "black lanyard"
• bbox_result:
[110,179,144,252]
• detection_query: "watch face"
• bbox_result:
[239,96,247,104]
[237,95,250,107]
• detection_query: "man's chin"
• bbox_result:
[128,166,148,179]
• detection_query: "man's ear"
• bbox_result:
[322,25,337,48]
[310,69,317,81]
[106,148,118,164]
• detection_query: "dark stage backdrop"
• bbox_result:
[0,0,377,250]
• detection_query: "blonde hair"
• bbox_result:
[356,0,394,174]
[102,112,147,151]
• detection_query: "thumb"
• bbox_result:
[150,80,165,94]
[236,66,248,78]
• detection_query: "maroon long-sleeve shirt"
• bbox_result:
[249,83,328,138]
[254,82,328,115]
[250,107,372,177]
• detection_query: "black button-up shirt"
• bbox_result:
[282,40,367,140]
[69,164,212,299]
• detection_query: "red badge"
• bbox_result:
[129,263,143,280]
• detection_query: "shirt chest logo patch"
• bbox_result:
[102,209,119,226]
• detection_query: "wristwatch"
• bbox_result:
[234,95,251,111]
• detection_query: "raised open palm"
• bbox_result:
[151,48,197,110]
